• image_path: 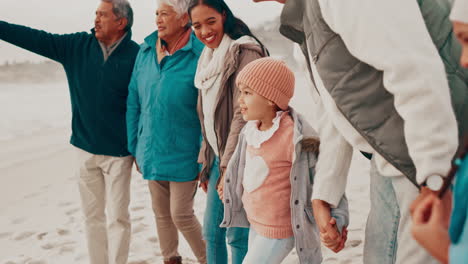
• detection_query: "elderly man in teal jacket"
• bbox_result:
[0,1,139,263]
[126,0,206,263]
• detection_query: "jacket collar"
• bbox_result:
[91,28,133,45]
[289,107,319,144]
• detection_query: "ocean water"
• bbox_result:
[0,82,71,141]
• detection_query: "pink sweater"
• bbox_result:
[242,113,294,239]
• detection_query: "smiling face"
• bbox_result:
[238,83,276,122]
[190,4,225,49]
[156,3,188,42]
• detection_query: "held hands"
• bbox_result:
[410,194,450,264]
[312,199,347,253]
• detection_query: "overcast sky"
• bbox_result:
[0,0,283,63]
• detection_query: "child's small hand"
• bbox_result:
[320,217,345,252]
[411,195,450,264]
[199,181,208,193]
[217,181,224,201]
[312,199,346,253]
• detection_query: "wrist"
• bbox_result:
[423,175,444,192]
[312,199,331,209]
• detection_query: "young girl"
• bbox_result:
[220,58,349,264]
[188,0,267,263]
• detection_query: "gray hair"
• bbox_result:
[102,0,134,31]
[157,0,190,18]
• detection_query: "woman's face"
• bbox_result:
[190,5,225,49]
[156,3,188,42]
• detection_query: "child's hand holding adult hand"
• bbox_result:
[312,199,346,253]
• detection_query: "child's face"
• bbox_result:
[238,84,276,121]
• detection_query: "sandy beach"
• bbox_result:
[0,78,371,264]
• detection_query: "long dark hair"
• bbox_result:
[188,0,268,54]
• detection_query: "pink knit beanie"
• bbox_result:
[236,58,295,110]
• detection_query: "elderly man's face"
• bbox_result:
[94,2,126,45]
[156,3,188,42]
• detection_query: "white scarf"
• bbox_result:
[194,34,258,91]
[195,34,258,156]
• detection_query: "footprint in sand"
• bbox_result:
[130,206,145,212]
[66,207,81,216]
[40,240,75,250]
[0,232,12,239]
[11,231,35,241]
[147,236,158,243]
[131,215,145,222]
[27,260,47,264]
[37,232,48,240]
[56,228,70,236]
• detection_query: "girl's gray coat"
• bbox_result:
[221,108,349,263]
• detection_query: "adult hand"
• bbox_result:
[410,186,452,228]
[411,195,450,264]
[197,173,208,193]
[312,200,344,252]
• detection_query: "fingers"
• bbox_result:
[324,218,340,240]
[413,195,436,224]
[217,185,224,201]
[321,225,347,253]
[199,181,208,193]
[410,187,432,215]
[430,198,444,223]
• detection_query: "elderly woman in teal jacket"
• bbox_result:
[126,0,206,263]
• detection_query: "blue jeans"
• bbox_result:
[364,159,438,264]
[242,229,294,264]
[203,158,249,264]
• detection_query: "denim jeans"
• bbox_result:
[242,228,294,264]
[364,159,439,264]
[203,158,249,264]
